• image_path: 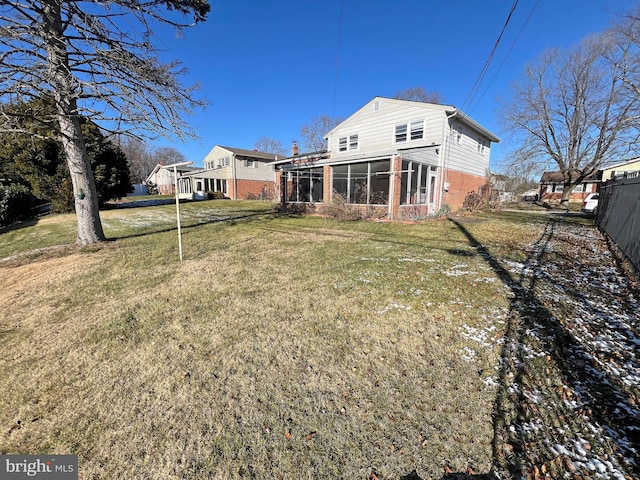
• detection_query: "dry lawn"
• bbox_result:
[0,202,635,479]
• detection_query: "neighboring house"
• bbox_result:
[538,171,602,202]
[146,164,202,196]
[193,146,279,200]
[272,96,499,218]
[601,157,640,181]
[145,147,279,200]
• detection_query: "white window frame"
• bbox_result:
[395,124,408,143]
[410,120,424,140]
[338,134,359,152]
[396,120,424,143]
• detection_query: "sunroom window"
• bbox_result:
[331,160,390,205]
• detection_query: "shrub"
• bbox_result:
[317,193,362,221]
[145,181,158,195]
[462,183,500,213]
[0,183,38,226]
[207,191,226,200]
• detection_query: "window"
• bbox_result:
[246,159,255,167]
[338,135,358,152]
[287,167,324,203]
[395,124,407,143]
[331,160,390,205]
[396,121,424,142]
[400,160,435,205]
[410,121,424,140]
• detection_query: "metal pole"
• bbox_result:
[174,165,184,261]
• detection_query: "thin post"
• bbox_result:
[173,164,184,261]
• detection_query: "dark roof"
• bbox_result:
[539,170,602,184]
[219,146,280,161]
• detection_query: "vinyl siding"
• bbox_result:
[327,98,446,158]
[444,120,490,177]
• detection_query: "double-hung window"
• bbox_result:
[396,120,423,143]
[410,121,424,140]
[395,124,407,143]
[338,134,359,152]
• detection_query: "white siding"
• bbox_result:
[235,159,274,181]
[326,97,495,179]
[444,120,490,177]
[327,98,446,158]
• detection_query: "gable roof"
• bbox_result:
[217,146,280,161]
[539,170,602,184]
[325,96,500,143]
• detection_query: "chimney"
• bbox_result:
[292,140,299,156]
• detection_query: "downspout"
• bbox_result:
[441,109,458,210]
[232,154,238,200]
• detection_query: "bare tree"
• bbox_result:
[116,136,154,184]
[254,136,288,156]
[152,146,187,166]
[500,32,640,207]
[0,1,209,245]
[299,115,343,152]
[394,87,443,104]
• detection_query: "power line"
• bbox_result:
[461,0,520,112]
[469,0,540,114]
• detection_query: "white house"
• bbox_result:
[194,146,279,200]
[273,96,499,218]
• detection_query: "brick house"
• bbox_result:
[538,171,602,202]
[192,146,279,200]
[272,96,499,218]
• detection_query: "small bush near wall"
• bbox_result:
[462,183,499,213]
[207,191,227,200]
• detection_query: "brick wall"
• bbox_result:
[441,169,489,211]
[234,179,275,200]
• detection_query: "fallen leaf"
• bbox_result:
[285,429,292,440]
[305,432,316,441]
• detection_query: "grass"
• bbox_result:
[0,201,634,479]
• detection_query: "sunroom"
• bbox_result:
[275,147,440,219]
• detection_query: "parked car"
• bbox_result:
[582,193,599,213]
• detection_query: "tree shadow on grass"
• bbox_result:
[448,217,639,479]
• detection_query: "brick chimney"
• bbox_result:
[292,140,299,156]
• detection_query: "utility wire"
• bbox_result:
[461,0,520,112]
[332,0,344,117]
[469,0,540,114]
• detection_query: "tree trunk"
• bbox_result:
[42,0,105,246]
[559,184,572,209]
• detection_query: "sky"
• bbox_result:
[151,0,638,171]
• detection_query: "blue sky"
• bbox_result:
[153,0,637,171]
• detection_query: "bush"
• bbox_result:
[462,183,500,213]
[145,181,158,195]
[207,191,226,200]
[317,193,362,221]
[0,183,38,226]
